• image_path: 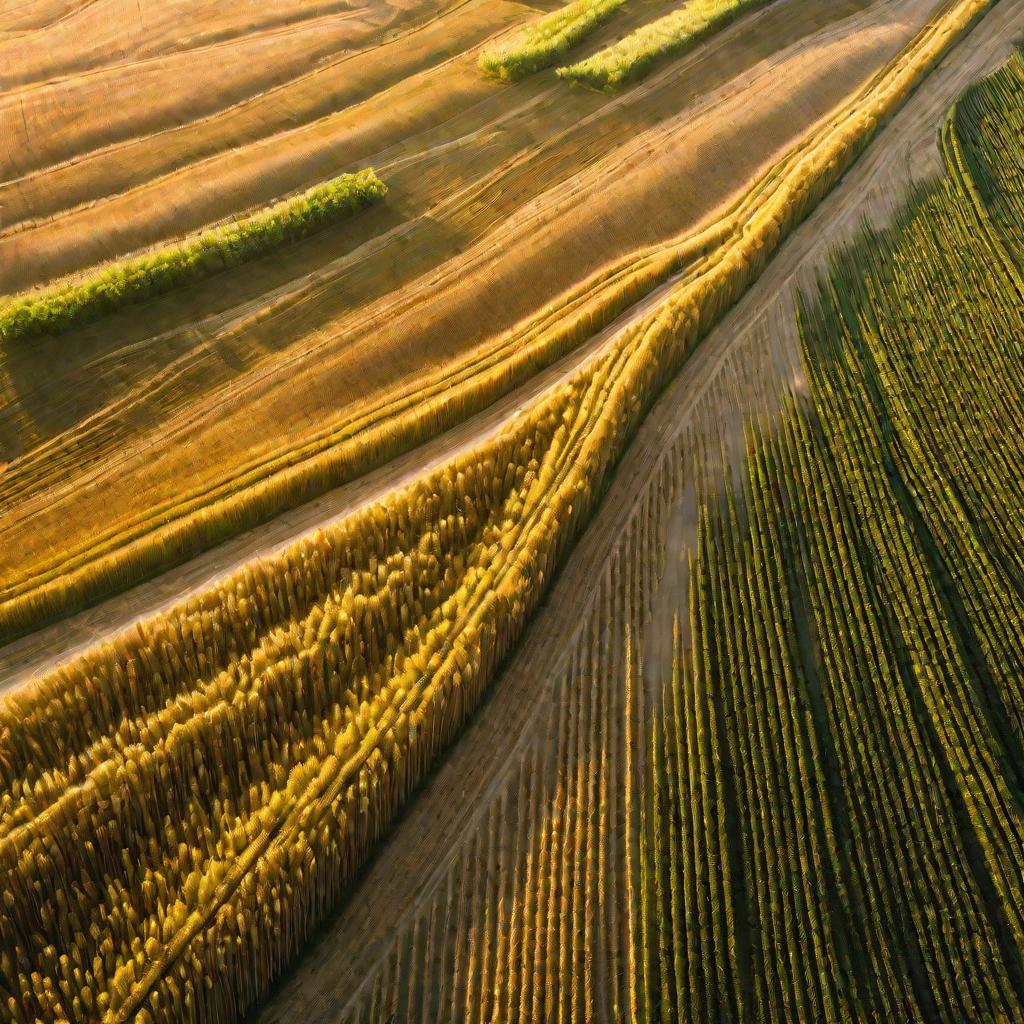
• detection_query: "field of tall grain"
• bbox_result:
[258,15,1024,1022]
[3,0,1023,1022]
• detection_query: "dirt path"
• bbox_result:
[244,3,1024,1019]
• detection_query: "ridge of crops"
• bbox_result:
[558,0,773,91]
[330,43,1024,1024]
[478,0,628,80]
[0,169,386,349]
[638,48,1024,1020]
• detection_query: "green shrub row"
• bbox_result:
[558,0,772,90]
[0,169,387,347]
[479,0,627,80]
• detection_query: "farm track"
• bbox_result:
[0,0,947,642]
[247,2,1024,1020]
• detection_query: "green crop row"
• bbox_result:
[639,48,1024,1023]
[558,0,773,90]
[479,0,628,80]
[0,169,387,348]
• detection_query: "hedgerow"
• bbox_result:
[479,0,627,80]
[558,0,773,91]
[0,169,387,348]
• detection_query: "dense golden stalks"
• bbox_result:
[333,41,1024,1024]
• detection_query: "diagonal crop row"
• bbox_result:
[334,35,1024,1024]
[478,0,628,81]
[639,44,1024,1022]
[558,0,774,92]
[0,169,387,349]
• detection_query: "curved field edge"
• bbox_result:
[0,174,767,643]
[0,3,997,1024]
[0,0,973,645]
[0,170,386,347]
[557,0,775,91]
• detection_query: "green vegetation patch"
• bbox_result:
[0,168,387,348]
[558,0,773,90]
[639,50,1024,1020]
[479,0,628,80]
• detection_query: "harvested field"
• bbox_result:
[1,0,946,640]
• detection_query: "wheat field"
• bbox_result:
[3,0,1024,1021]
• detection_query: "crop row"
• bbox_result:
[0,169,386,349]
[558,0,772,91]
[336,34,1024,1024]
[323,448,681,1024]
[478,0,628,80]
[640,47,1024,1022]
[0,5,995,1023]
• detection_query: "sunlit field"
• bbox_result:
[3,1,1024,1021]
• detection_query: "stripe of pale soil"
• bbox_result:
[0,0,520,290]
[0,0,375,90]
[0,0,941,600]
[244,4,1024,1019]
